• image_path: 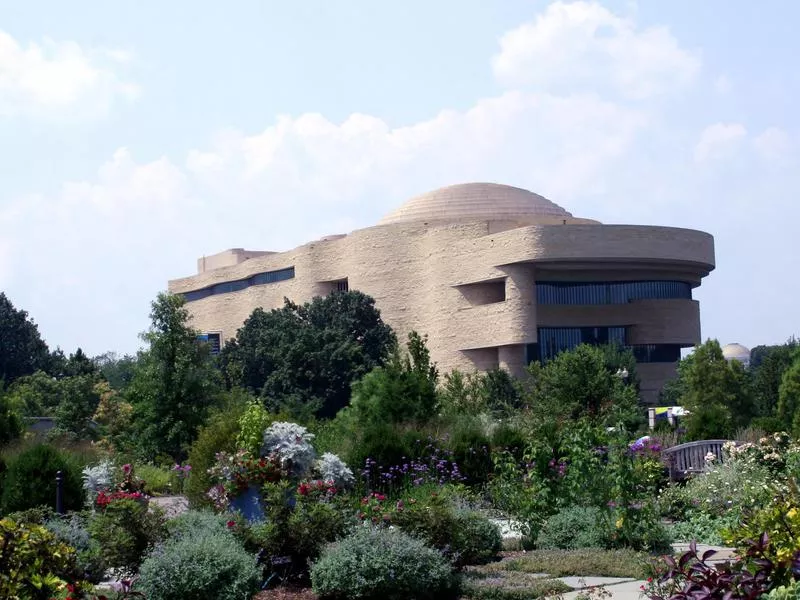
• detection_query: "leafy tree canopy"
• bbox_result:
[222,291,396,418]
[126,292,222,461]
[677,339,755,439]
[777,348,800,436]
[526,343,641,431]
[350,331,439,426]
[0,292,51,384]
[750,337,798,417]
[92,352,138,391]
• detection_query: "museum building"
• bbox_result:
[168,182,715,403]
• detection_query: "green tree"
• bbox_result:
[526,344,640,429]
[777,350,800,436]
[0,382,23,446]
[93,351,138,391]
[126,293,222,461]
[222,291,396,418]
[750,338,798,417]
[350,331,439,425]
[0,292,51,384]
[679,339,755,439]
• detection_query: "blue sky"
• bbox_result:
[1,0,798,356]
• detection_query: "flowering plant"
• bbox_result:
[298,479,339,502]
[95,490,146,508]
[207,450,282,507]
[262,421,316,478]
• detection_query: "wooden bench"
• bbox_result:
[661,439,730,480]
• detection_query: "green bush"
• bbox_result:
[0,443,84,514]
[390,488,500,567]
[445,417,493,485]
[536,505,610,550]
[137,529,261,600]
[765,581,800,600]
[167,509,233,539]
[246,481,350,582]
[669,511,737,545]
[135,463,174,495]
[311,526,457,600]
[88,497,166,576]
[185,401,245,508]
[45,513,106,583]
[0,517,86,599]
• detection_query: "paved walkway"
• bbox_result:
[561,577,645,600]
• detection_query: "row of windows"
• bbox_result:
[526,327,682,364]
[183,267,295,302]
[536,280,692,305]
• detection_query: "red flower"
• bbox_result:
[298,482,310,496]
[227,520,236,528]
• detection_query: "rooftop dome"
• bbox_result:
[722,343,751,363]
[379,182,574,226]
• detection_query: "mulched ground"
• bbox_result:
[253,587,318,600]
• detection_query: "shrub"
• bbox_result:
[536,505,610,550]
[765,581,800,600]
[669,511,737,546]
[135,463,174,495]
[0,443,84,514]
[167,509,233,539]
[237,399,275,456]
[262,421,317,478]
[137,530,261,600]
[246,481,350,582]
[186,402,244,508]
[88,497,166,576]
[0,517,86,599]
[387,487,500,567]
[311,526,457,600]
[445,416,493,485]
[45,513,106,583]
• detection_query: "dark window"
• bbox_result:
[629,344,682,363]
[536,281,692,305]
[336,279,349,292]
[528,326,627,363]
[184,266,295,302]
[197,332,221,355]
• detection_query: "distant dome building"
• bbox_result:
[169,181,716,404]
[722,343,751,367]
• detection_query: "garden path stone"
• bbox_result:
[149,494,189,518]
[672,543,736,562]
[561,578,646,600]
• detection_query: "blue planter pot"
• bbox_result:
[230,485,264,523]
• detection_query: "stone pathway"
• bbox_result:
[149,494,189,518]
[561,578,645,600]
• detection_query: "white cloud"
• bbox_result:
[0,30,139,118]
[753,127,791,162]
[693,122,747,163]
[492,0,700,99]
[3,1,798,356]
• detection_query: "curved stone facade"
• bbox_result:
[168,183,715,404]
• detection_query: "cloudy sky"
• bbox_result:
[1,0,798,356]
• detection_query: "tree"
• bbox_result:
[126,293,222,461]
[222,291,396,418]
[93,352,138,391]
[777,350,800,436]
[0,292,51,384]
[679,339,755,439]
[350,331,439,426]
[0,382,23,446]
[750,338,798,417]
[526,344,640,429]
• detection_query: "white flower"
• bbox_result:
[262,421,316,478]
[705,452,717,464]
[316,452,355,489]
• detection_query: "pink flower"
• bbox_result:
[122,463,132,475]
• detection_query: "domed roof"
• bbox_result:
[379,182,573,226]
[722,343,751,362]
